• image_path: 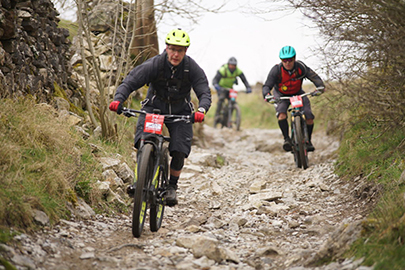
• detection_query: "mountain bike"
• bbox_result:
[121,107,192,238]
[265,88,324,169]
[214,88,241,131]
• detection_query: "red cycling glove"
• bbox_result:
[194,112,205,123]
[109,101,123,114]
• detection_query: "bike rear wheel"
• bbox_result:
[149,145,168,232]
[132,144,154,238]
[294,116,308,169]
[228,103,241,131]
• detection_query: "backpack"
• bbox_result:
[277,60,307,83]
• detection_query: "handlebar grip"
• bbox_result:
[264,94,273,101]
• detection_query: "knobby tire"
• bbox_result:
[291,119,302,169]
[229,103,241,131]
[294,116,308,169]
[149,146,169,232]
[132,144,154,238]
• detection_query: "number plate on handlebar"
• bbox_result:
[144,114,164,134]
[229,89,237,100]
[290,95,303,108]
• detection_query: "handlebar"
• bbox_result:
[121,107,193,124]
[223,88,252,94]
[265,87,325,103]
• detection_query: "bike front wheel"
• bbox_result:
[293,116,308,169]
[132,143,154,238]
[228,103,241,131]
[149,145,168,232]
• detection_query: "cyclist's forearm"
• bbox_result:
[306,68,325,88]
[239,73,250,89]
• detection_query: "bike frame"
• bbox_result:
[121,108,191,237]
[125,108,191,202]
[137,133,167,204]
[288,95,309,169]
[215,88,242,130]
[227,89,238,128]
[266,88,323,169]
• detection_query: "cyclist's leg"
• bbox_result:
[165,120,192,206]
[169,151,185,188]
[215,90,227,117]
[303,96,315,151]
[161,152,184,206]
[275,100,292,151]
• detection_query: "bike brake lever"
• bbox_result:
[123,110,136,117]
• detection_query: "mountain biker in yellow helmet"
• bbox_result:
[109,28,211,206]
[212,57,252,121]
[262,46,325,152]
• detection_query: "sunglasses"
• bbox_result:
[168,46,186,54]
[281,58,294,63]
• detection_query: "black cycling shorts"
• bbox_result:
[134,97,194,157]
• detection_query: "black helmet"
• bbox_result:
[228,57,237,65]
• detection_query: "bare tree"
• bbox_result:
[131,0,159,62]
[74,0,135,140]
[281,0,405,129]
[61,0,226,141]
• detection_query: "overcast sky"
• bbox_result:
[157,0,324,90]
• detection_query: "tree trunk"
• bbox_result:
[130,0,159,64]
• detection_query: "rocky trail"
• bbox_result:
[2,126,375,270]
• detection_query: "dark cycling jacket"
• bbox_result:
[262,60,324,97]
[114,50,211,113]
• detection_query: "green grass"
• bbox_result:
[335,116,405,269]
[0,98,135,235]
[336,118,404,180]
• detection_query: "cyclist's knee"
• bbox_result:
[306,119,314,125]
[170,151,186,171]
[278,113,287,120]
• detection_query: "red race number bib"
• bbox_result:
[143,114,164,134]
[290,95,303,108]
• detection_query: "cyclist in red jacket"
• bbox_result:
[262,46,325,152]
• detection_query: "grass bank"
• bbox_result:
[336,118,405,269]
[0,98,135,238]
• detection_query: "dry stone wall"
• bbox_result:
[0,0,73,102]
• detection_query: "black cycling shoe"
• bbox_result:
[283,138,292,152]
[165,185,178,207]
[306,141,315,152]
[127,185,135,198]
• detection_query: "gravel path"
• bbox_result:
[1,126,374,270]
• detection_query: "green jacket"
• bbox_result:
[212,64,250,89]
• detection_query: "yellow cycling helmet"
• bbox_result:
[165,28,190,47]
